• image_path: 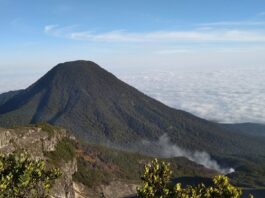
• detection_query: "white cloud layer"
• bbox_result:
[198,20,265,27]
[44,25,265,43]
[118,66,265,124]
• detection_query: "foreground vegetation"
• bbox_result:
[0,124,263,197]
[137,159,253,198]
[0,152,61,198]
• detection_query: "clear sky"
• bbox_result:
[1,0,265,71]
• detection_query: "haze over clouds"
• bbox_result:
[119,66,265,124]
[0,68,46,94]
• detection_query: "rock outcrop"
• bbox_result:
[0,126,139,198]
[0,126,77,198]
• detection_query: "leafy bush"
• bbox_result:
[45,138,76,166]
[137,158,253,198]
[174,175,244,198]
[137,158,172,197]
[0,152,61,198]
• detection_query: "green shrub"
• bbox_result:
[174,175,243,198]
[137,158,172,197]
[137,158,253,198]
[0,152,61,198]
[45,138,75,166]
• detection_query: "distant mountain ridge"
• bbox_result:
[0,60,264,157]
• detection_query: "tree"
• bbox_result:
[137,158,172,198]
[0,152,61,198]
[174,175,242,198]
[137,158,253,198]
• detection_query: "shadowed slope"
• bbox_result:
[0,90,22,106]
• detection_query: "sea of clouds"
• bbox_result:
[118,66,265,124]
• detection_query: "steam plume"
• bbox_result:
[142,134,235,174]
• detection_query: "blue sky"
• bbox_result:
[1,0,265,70]
[1,0,265,82]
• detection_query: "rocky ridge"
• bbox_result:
[0,126,77,198]
[0,125,139,198]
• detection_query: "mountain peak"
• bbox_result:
[32,60,116,92]
[53,60,101,71]
[46,60,106,80]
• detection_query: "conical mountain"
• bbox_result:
[0,60,264,156]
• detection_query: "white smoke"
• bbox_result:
[143,134,235,175]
